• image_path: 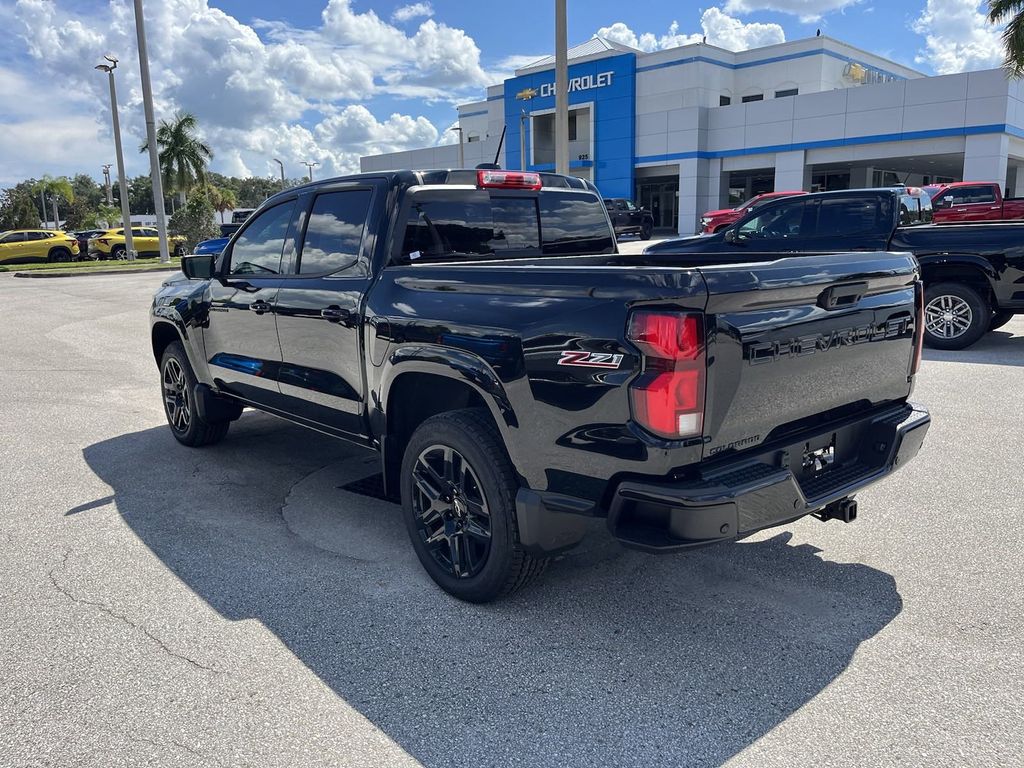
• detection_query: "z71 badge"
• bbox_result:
[557,351,624,369]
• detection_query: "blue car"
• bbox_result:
[193,236,229,256]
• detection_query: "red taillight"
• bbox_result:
[911,282,925,375]
[627,311,706,439]
[477,169,541,190]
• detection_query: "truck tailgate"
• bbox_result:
[698,252,919,459]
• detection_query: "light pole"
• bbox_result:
[303,161,319,181]
[554,0,569,175]
[95,56,135,261]
[520,110,528,171]
[133,0,170,263]
[449,126,464,169]
[273,158,285,185]
[101,164,113,205]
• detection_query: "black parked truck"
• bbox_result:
[603,197,655,239]
[644,187,1024,350]
[151,169,930,602]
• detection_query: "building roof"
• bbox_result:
[518,36,639,73]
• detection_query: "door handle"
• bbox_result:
[249,299,272,315]
[321,307,350,322]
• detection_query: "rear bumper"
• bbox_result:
[607,402,930,553]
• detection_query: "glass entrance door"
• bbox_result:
[637,178,679,231]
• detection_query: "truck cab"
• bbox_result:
[926,181,1024,224]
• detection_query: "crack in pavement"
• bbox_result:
[47,550,219,674]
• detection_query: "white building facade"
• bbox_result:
[361,35,1024,235]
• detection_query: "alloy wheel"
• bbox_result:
[162,357,191,432]
[925,294,973,340]
[411,444,492,579]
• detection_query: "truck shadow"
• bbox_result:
[923,328,1024,367]
[81,416,902,768]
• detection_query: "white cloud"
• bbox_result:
[598,8,785,53]
[392,2,433,23]
[4,0,502,186]
[912,0,1004,75]
[724,0,861,24]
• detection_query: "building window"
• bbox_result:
[719,95,731,106]
[466,133,480,143]
[568,112,577,141]
[741,94,764,103]
[775,88,798,98]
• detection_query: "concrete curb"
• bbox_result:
[12,265,180,278]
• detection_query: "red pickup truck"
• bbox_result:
[699,190,806,233]
[926,181,1024,223]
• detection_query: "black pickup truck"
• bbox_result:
[151,169,930,602]
[604,198,654,240]
[645,187,1024,350]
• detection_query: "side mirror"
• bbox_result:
[181,253,215,280]
[724,229,738,243]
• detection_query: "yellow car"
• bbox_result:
[0,229,80,263]
[88,227,187,259]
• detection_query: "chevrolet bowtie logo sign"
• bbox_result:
[515,87,538,101]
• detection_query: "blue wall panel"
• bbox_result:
[504,53,636,199]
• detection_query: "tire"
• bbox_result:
[160,341,230,447]
[400,408,547,602]
[111,245,126,261]
[640,221,653,240]
[47,247,71,263]
[173,243,185,258]
[923,282,989,350]
[990,310,1015,332]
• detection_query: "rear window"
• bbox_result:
[397,189,612,263]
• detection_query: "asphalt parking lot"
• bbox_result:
[1,269,1021,767]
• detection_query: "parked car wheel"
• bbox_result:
[47,247,72,263]
[990,310,1015,332]
[640,222,653,240]
[160,341,230,447]
[923,282,989,350]
[110,245,126,260]
[173,243,186,258]
[400,408,547,602]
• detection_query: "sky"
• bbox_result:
[0,1,1012,186]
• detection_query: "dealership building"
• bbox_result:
[360,34,1024,234]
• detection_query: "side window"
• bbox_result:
[27,232,47,241]
[228,201,295,275]
[614,200,627,211]
[947,185,996,205]
[3,232,28,243]
[131,228,147,238]
[298,190,372,274]
[737,199,809,239]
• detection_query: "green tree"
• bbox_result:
[141,111,213,205]
[234,176,282,207]
[990,1,1024,76]
[0,187,40,230]
[31,176,74,229]
[210,185,237,223]
[168,187,217,250]
[63,174,105,230]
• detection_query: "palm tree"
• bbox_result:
[990,0,1024,76]
[31,175,74,229]
[208,185,237,223]
[141,112,213,205]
